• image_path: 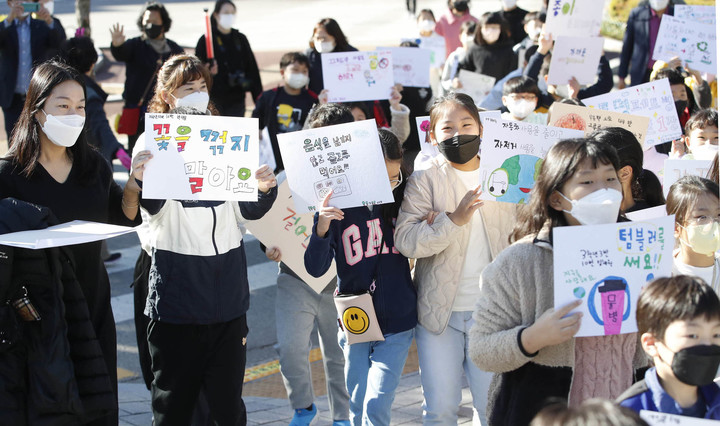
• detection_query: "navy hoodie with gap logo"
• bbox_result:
[304,205,417,335]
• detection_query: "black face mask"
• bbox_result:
[674,100,688,118]
[437,134,480,164]
[667,344,720,386]
[453,0,469,12]
[144,23,163,40]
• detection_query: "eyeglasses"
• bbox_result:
[685,215,720,227]
[508,94,537,102]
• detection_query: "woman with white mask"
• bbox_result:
[195,0,262,117]
[306,18,357,95]
[0,60,145,425]
[457,11,516,85]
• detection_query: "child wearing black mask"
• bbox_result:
[618,276,720,420]
[395,92,516,424]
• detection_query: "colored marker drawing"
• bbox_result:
[486,154,542,204]
[587,276,631,335]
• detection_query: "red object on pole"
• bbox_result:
[204,9,214,60]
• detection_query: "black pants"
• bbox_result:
[148,315,249,426]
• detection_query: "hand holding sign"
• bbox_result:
[255,164,277,193]
[522,300,583,354]
[316,190,344,238]
[130,149,153,188]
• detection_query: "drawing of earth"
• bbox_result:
[487,154,543,204]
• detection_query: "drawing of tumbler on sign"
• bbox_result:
[553,216,674,337]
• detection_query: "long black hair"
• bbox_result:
[4,60,98,183]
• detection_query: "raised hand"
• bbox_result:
[110,23,125,47]
[316,190,344,238]
[255,165,277,193]
[448,185,483,226]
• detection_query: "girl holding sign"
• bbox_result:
[666,176,720,293]
[469,139,647,425]
[394,92,516,425]
[306,18,357,95]
[305,107,417,426]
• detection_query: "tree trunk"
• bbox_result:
[75,0,91,37]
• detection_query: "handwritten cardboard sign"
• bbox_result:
[479,117,583,204]
[547,36,604,85]
[674,5,716,26]
[0,220,137,249]
[402,35,446,69]
[641,410,718,425]
[321,50,395,102]
[662,159,714,197]
[584,79,682,147]
[554,216,675,337]
[379,46,431,88]
[457,70,496,105]
[142,113,259,201]
[652,15,716,75]
[244,179,336,293]
[550,103,650,148]
[545,0,605,37]
[277,119,394,212]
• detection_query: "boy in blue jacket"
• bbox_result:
[617,275,720,419]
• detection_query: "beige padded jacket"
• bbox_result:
[395,155,517,334]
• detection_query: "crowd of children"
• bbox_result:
[0,0,719,425]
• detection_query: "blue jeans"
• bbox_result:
[416,311,492,425]
[338,328,414,426]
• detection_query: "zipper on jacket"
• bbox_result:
[210,206,219,255]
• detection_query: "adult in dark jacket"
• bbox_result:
[617,0,683,88]
[110,1,183,153]
[195,0,262,117]
[499,0,528,45]
[0,198,117,425]
[306,18,357,95]
[458,12,516,83]
[61,36,131,168]
[0,1,65,142]
[0,61,144,426]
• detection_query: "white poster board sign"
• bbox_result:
[142,113,259,201]
[457,70,496,105]
[277,119,394,212]
[554,216,675,337]
[321,50,395,102]
[380,46,431,88]
[550,103,650,149]
[584,79,683,147]
[662,159,714,197]
[245,180,336,293]
[402,35,447,69]
[652,15,717,75]
[625,205,668,222]
[641,410,718,426]
[0,221,137,249]
[479,118,583,204]
[674,5,716,26]
[547,36,604,85]
[545,0,605,37]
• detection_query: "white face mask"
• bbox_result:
[528,26,541,40]
[44,1,54,15]
[501,0,517,9]
[462,34,475,46]
[506,99,536,119]
[482,27,501,44]
[680,222,720,256]
[41,110,85,147]
[286,72,309,89]
[418,20,435,33]
[691,144,719,161]
[218,13,235,30]
[560,188,623,226]
[173,91,210,113]
[315,40,336,53]
[649,0,669,11]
